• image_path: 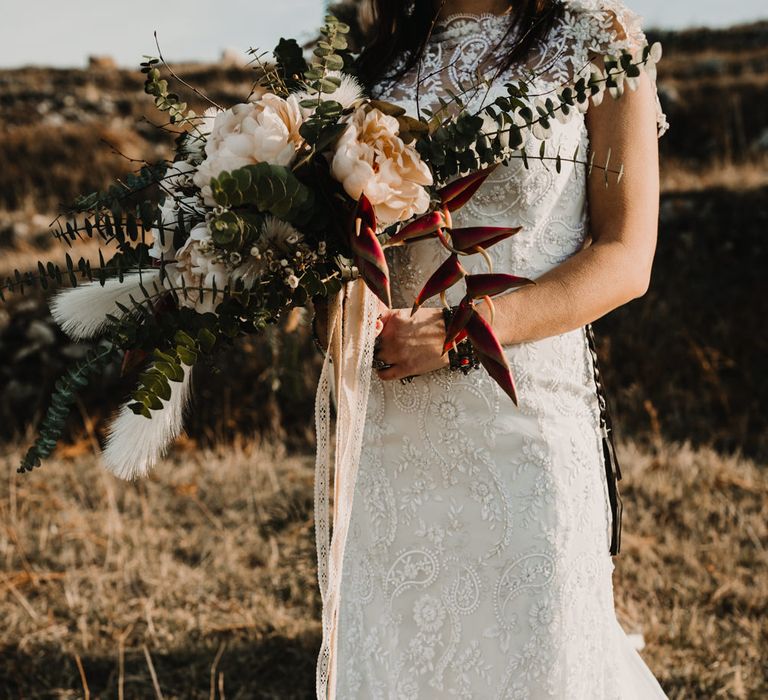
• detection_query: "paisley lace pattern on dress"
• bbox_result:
[331,3,669,698]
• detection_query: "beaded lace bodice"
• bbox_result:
[330,3,669,698]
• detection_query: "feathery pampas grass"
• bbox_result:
[50,269,163,340]
[102,364,193,479]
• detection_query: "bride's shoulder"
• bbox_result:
[554,1,669,137]
[555,0,650,55]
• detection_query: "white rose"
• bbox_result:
[193,94,306,206]
[330,106,433,226]
[149,163,205,262]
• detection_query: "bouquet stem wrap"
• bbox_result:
[313,278,379,700]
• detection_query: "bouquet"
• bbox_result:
[3,14,662,478]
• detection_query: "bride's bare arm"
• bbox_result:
[479,69,660,346]
[376,70,660,381]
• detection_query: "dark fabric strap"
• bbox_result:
[585,323,624,556]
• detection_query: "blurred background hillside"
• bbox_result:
[2,19,767,457]
[1,2,767,698]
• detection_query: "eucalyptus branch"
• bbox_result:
[17,341,119,474]
[248,48,289,97]
[152,32,222,111]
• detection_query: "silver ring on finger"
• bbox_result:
[372,357,393,371]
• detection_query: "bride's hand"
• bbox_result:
[374,306,450,381]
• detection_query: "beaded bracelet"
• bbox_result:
[442,306,481,375]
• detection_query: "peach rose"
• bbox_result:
[331,106,433,226]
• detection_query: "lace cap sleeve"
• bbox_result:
[561,0,669,137]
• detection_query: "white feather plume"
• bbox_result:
[102,365,193,480]
[50,270,163,340]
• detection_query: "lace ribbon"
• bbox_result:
[314,278,379,699]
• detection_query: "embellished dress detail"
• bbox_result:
[331,2,669,698]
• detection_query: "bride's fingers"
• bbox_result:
[376,304,393,335]
[376,364,402,381]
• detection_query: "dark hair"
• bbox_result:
[356,1,563,90]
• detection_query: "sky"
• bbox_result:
[0,0,765,68]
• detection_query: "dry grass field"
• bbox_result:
[1,437,766,699]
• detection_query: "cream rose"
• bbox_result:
[193,94,306,206]
[330,106,433,226]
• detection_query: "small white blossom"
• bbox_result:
[261,216,304,251]
[294,72,365,110]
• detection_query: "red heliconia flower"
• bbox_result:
[443,296,475,352]
[152,290,178,316]
[411,254,466,315]
[358,258,392,308]
[121,349,148,377]
[351,225,386,268]
[465,273,534,299]
[450,225,522,253]
[438,165,498,212]
[475,350,518,405]
[465,311,518,404]
[353,192,377,235]
[385,210,448,247]
[351,224,391,307]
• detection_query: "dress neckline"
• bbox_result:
[432,11,516,44]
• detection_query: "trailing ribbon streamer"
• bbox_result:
[313,278,379,699]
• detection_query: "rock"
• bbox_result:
[220,48,249,68]
[26,319,56,345]
[88,55,118,71]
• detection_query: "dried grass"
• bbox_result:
[1,437,320,699]
[1,437,765,698]
[660,158,768,193]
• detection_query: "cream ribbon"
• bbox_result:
[314,278,379,699]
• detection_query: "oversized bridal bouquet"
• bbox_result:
[4,14,662,477]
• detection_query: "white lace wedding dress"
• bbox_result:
[327,2,669,697]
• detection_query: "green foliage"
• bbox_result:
[72,163,168,217]
[0,161,173,298]
[296,14,353,151]
[273,38,309,91]
[210,163,315,226]
[17,342,119,474]
[304,14,350,97]
[141,58,197,125]
[1,243,156,301]
[128,346,188,419]
[419,45,657,183]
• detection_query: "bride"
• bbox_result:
[315,0,669,697]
